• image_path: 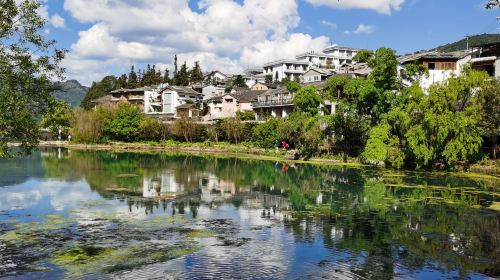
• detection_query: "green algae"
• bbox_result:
[53,243,200,276]
[185,229,215,238]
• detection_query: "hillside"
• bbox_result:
[433,33,500,52]
[52,80,89,107]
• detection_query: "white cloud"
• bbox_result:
[306,0,405,15]
[240,33,330,67]
[321,20,337,29]
[60,0,331,85]
[354,24,375,34]
[50,14,66,29]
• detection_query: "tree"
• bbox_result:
[127,66,138,88]
[233,75,247,88]
[478,79,500,159]
[284,80,301,93]
[174,62,189,86]
[173,55,178,76]
[0,0,65,156]
[236,111,255,121]
[369,47,398,91]
[40,99,73,137]
[116,74,128,89]
[361,123,404,168]
[80,75,118,110]
[163,69,171,84]
[103,103,144,142]
[222,118,244,143]
[486,0,499,8]
[401,62,428,84]
[353,50,374,63]
[293,86,323,115]
[172,117,198,142]
[190,61,204,84]
[265,75,273,84]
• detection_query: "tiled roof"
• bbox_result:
[398,50,471,64]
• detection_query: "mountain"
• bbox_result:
[433,33,500,52]
[52,80,89,107]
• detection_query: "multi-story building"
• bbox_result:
[261,44,361,83]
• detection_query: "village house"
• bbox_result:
[145,85,203,119]
[398,50,472,91]
[263,59,309,83]
[252,87,295,120]
[243,68,266,88]
[301,68,333,83]
[201,84,226,101]
[470,42,500,78]
[203,70,232,85]
[204,90,261,121]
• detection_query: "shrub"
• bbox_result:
[221,118,244,143]
[172,117,198,142]
[103,103,144,142]
[71,108,108,143]
[140,117,166,141]
[236,110,255,121]
[252,118,279,148]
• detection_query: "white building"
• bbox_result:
[263,59,309,82]
[144,85,203,118]
[243,68,266,88]
[201,84,226,101]
[261,44,361,83]
[398,50,472,91]
[203,70,232,85]
[301,68,333,84]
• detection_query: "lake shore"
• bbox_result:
[37,140,366,167]
[35,141,500,180]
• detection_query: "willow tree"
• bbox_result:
[0,0,65,156]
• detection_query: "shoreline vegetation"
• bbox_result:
[35,141,500,180]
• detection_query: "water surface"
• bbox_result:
[0,148,499,279]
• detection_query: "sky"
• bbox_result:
[38,0,499,86]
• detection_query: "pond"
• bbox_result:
[0,148,499,279]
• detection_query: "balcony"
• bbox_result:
[252,97,294,108]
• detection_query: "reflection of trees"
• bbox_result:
[40,149,500,277]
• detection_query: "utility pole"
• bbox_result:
[465,35,469,50]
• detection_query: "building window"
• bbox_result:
[428,63,436,70]
[163,92,173,113]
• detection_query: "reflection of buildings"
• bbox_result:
[199,173,237,203]
[142,171,184,198]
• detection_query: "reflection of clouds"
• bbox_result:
[0,178,100,212]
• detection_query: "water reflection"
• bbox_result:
[0,148,498,279]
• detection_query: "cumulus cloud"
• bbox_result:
[306,0,405,15]
[60,0,333,85]
[50,14,66,29]
[354,24,376,34]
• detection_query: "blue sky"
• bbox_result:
[40,0,499,85]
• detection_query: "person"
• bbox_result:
[273,139,280,151]
[68,135,72,142]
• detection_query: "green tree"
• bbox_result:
[190,61,204,84]
[352,50,374,63]
[286,80,301,93]
[236,110,255,121]
[80,75,117,110]
[221,118,244,143]
[40,99,73,137]
[116,74,128,89]
[174,62,189,86]
[233,75,247,88]
[103,103,144,142]
[127,65,138,88]
[163,69,171,84]
[0,0,65,156]
[477,79,500,159]
[172,117,198,142]
[293,86,323,115]
[265,75,273,84]
[368,47,398,91]
[401,62,428,83]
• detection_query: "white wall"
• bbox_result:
[202,85,225,101]
[205,94,253,120]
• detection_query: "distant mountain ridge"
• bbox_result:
[432,33,500,52]
[52,79,89,107]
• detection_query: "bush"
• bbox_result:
[140,117,167,141]
[252,118,279,148]
[103,103,144,142]
[221,118,244,143]
[71,108,108,143]
[236,110,255,121]
[172,117,198,142]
